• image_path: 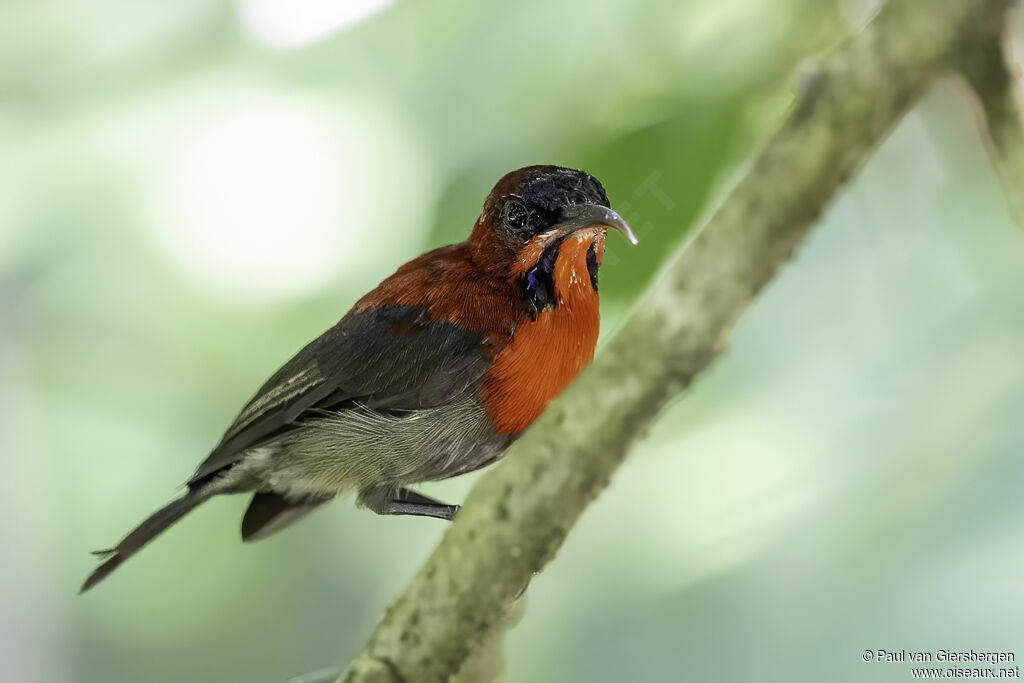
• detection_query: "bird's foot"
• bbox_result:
[360,485,460,521]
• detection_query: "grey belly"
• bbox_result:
[224,396,513,500]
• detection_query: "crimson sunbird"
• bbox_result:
[82,165,636,592]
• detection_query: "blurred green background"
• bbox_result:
[3,1,1024,681]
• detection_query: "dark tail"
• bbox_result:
[80,492,208,592]
[241,491,330,542]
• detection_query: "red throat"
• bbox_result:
[481,232,604,434]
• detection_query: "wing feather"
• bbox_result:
[189,305,491,484]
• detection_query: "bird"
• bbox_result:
[81,164,636,592]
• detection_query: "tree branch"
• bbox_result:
[336,1,1015,681]
[955,3,1024,227]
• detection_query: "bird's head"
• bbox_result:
[470,165,636,311]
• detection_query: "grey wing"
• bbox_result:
[188,305,492,486]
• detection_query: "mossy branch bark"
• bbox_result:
[954,3,1024,227]
[335,1,1016,681]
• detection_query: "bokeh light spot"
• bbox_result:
[239,0,395,48]
[145,85,433,303]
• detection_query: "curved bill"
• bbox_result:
[555,204,638,245]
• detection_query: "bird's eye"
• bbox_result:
[501,200,530,232]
